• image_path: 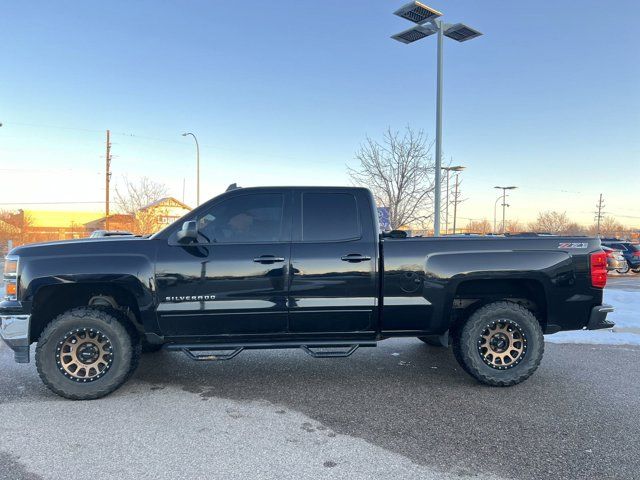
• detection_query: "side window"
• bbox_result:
[302,193,359,242]
[197,193,284,243]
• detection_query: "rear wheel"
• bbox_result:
[36,307,140,400]
[452,301,544,387]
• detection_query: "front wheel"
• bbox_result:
[36,307,140,400]
[452,301,544,387]
[616,263,630,274]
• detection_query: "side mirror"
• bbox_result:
[176,221,198,244]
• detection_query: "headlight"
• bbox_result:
[3,255,18,301]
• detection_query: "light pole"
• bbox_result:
[442,165,464,234]
[494,186,517,234]
[493,194,507,233]
[392,2,482,236]
[182,132,200,206]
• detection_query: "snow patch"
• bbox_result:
[546,289,639,346]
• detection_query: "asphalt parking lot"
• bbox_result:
[1,274,639,479]
[2,329,640,480]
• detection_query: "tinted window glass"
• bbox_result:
[302,193,359,241]
[198,193,283,243]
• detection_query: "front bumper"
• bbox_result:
[0,301,31,363]
[586,304,615,331]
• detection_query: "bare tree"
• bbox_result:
[348,127,435,230]
[528,211,571,234]
[466,218,492,234]
[563,222,587,236]
[115,176,170,235]
[588,216,625,238]
[115,176,169,215]
[504,219,524,234]
[0,209,33,246]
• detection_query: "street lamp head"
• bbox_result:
[443,23,482,42]
[393,1,442,24]
[181,133,189,137]
[391,25,437,44]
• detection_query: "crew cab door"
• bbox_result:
[155,191,292,337]
[288,189,378,333]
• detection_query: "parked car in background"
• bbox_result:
[89,230,134,238]
[601,239,640,273]
[602,246,628,273]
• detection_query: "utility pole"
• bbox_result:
[594,193,605,235]
[444,167,450,234]
[442,165,465,235]
[105,130,112,231]
[453,173,462,235]
[452,173,461,234]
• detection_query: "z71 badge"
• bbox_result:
[558,242,588,249]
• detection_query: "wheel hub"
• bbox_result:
[56,328,113,382]
[478,320,527,370]
[77,342,100,364]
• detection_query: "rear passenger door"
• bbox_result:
[288,190,378,334]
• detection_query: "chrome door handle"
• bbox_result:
[253,255,285,264]
[340,254,372,263]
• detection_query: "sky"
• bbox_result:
[1,0,639,228]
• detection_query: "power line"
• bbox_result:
[3,120,309,163]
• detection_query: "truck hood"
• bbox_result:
[9,236,149,258]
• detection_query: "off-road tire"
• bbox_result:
[36,307,140,400]
[452,301,544,387]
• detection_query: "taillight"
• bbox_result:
[590,251,608,288]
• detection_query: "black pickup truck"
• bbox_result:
[1,186,613,399]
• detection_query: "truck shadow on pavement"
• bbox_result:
[124,339,640,480]
[2,339,639,480]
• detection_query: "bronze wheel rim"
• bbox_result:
[56,328,113,382]
[477,320,527,370]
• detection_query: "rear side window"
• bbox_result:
[302,193,359,242]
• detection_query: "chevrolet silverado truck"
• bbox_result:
[1,186,614,400]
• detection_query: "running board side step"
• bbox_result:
[181,347,244,362]
[165,341,376,362]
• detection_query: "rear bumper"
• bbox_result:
[0,301,31,363]
[607,258,627,270]
[586,304,615,330]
